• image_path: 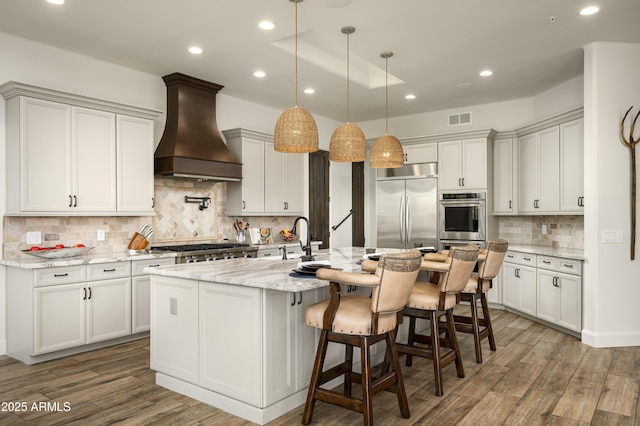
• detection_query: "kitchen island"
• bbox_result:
[145,247,402,425]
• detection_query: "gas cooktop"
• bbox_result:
[151,243,250,252]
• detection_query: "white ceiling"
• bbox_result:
[1,0,639,122]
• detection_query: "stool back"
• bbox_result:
[478,239,509,280]
[371,249,422,314]
[439,245,479,294]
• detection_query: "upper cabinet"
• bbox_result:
[1,82,161,216]
[493,138,516,214]
[403,142,437,164]
[559,119,584,213]
[518,127,560,213]
[224,128,305,216]
[438,138,487,191]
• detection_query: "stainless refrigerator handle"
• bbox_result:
[406,196,412,243]
[399,195,405,243]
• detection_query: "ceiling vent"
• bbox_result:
[448,112,472,126]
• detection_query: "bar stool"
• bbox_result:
[454,239,508,363]
[302,249,423,426]
[396,245,478,396]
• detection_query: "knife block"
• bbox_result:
[127,232,149,250]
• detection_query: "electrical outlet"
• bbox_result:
[27,231,42,245]
[97,229,106,241]
[170,297,177,315]
[602,230,623,243]
[541,224,547,234]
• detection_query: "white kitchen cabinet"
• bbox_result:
[559,118,584,213]
[501,252,536,316]
[117,115,156,214]
[518,127,560,213]
[264,289,320,405]
[536,256,582,333]
[492,138,516,214]
[265,141,304,215]
[438,138,487,191]
[0,82,161,216]
[151,275,199,384]
[403,142,437,164]
[225,128,304,216]
[131,257,175,333]
[199,282,263,406]
[33,262,131,355]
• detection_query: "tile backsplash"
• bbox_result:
[498,215,584,249]
[2,177,300,260]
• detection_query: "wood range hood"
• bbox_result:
[154,72,242,181]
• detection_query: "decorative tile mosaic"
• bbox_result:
[497,215,584,249]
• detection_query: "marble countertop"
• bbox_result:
[0,251,177,269]
[506,244,585,261]
[145,247,401,292]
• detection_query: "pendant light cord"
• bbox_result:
[346,32,350,123]
[294,0,299,107]
[385,56,389,134]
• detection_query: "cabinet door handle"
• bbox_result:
[103,268,116,272]
[83,287,87,300]
[509,200,512,209]
[458,178,462,187]
[242,201,246,210]
[68,195,73,207]
[152,197,155,208]
[298,293,303,305]
[73,195,77,207]
[88,287,92,299]
[54,273,69,277]
[462,177,465,187]
[404,153,408,162]
[291,292,296,306]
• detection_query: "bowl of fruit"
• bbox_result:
[23,244,93,259]
[280,229,295,242]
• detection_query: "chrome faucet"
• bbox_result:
[291,216,314,262]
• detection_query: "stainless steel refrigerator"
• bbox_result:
[376,163,438,249]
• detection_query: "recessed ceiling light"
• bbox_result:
[405,94,416,100]
[304,88,315,94]
[188,46,203,55]
[580,6,599,16]
[258,20,275,30]
[480,70,493,77]
[46,0,64,4]
[253,71,266,78]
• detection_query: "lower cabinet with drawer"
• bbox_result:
[6,257,175,365]
[501,250,582,336]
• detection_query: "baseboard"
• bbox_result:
[581,329,640,348]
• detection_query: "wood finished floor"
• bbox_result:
[2,307,640,425]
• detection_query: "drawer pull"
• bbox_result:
[543,260,551,264]
[523,257,531,261]
[103,268,116,272]
[563,264,574,268]
[54,273,69,277]
[149,264,160,268]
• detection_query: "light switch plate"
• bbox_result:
[602,230,623,243]
[97,229,106,241]
[27,231,42,245]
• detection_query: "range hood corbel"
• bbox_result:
[154,73,242,181]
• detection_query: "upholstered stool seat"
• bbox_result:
[454,239,509,363]
[396,245,479,396]
[302,249,423,426]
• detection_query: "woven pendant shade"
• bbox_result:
[329,26,366,162]
[370,51,403,168]
[274,106,319,153]
[274,0,318,153]
[329,123,366,161]
[370,134,404,168]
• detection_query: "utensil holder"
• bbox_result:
[236,230,246,244]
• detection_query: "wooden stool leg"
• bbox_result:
[429,310,444,396]
[344,343,354,396]
[405,316,416,367]
[302,330,329,425]
[387,329,410,418]
[469,293,483,363]
[481,293,497,351]
[445,309,465,379]
[360,337,373,426]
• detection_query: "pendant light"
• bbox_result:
[274,0,319,153]
[370,51,404,168]
[329,26,366,162]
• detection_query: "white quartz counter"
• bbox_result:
[145,247,399,292]
[506,244,585,261]
[0,251,177,269]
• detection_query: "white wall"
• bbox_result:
[582,42,640,347]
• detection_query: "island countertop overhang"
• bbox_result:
[144,247,400,292]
